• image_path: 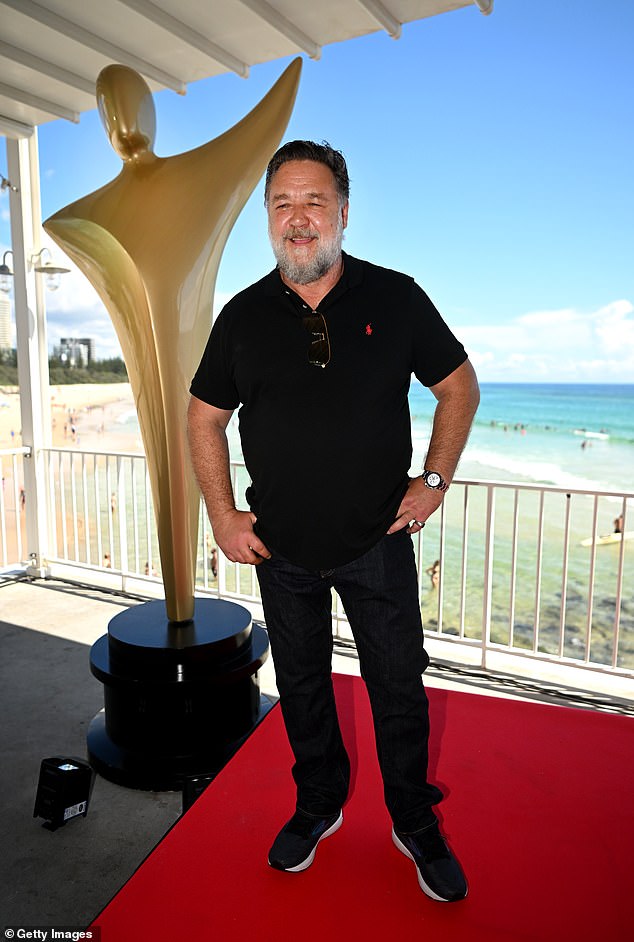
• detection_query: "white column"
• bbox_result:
[6,131,51,575]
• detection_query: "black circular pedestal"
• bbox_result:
[87,598,270,789]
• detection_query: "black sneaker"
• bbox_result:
[392,822,468,902]
[268,809,343,872]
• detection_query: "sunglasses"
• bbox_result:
[303,312,331,368]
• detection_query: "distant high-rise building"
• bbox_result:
[0,296,11,350]
[56,337,96,366]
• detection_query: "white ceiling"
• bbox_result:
[0,0,491,137]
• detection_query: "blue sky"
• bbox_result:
[2,0,633,382]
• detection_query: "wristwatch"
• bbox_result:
[422,469,449,493]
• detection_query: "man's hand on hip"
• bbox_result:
[213,509,271,565]
[387,476,444,535]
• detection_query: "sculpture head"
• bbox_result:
[97,65,156,162]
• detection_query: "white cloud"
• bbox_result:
[461,300,634,382]
[517,308,579,328]
[42,245,121,359]
[593,300,634,354]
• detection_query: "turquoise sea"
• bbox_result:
[407,383,634,667]
[410,382,634,494]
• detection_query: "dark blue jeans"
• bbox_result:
[255,529,442,832]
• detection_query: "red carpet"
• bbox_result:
[93,675,634,942]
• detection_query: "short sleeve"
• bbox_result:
[189,308,241,409]
[409,282,468,387]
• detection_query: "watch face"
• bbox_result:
[426,472,441,488]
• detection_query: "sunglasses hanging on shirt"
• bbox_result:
[303,312,331,368]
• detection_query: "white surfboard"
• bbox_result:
[580,531,634,547]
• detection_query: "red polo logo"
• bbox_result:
[365,323,373,335]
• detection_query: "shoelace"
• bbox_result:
[408,828,451,862]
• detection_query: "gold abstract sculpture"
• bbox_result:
[45,59,302,623]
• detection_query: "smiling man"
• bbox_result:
[267,158,347,287]
[187,140,479,903]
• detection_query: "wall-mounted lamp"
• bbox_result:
[0,250,13,294]
[0,247,71,294]
[29,247,70,292]
[0,173,18,193]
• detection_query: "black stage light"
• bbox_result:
[33,756,95,830]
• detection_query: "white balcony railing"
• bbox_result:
[2,445,633,695]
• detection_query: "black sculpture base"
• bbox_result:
[87,598,270,790]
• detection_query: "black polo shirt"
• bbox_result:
[190,252,467,570]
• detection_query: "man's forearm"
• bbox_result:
[187,397,270,564]
[388,360,479,534]
[425,360,480,481]
[187,407,236,527]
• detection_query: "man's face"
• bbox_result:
[267,160,349,286]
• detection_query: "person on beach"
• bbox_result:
[187,141,479,903]
[426,559,441,589]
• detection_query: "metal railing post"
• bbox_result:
[481,484,496,670]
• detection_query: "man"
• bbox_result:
[188,141,479,903]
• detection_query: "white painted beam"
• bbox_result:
[356,0,402,39]
[0,80,79,123]
[5,132,51,573]
[0,39,96,96]
[237,0,321,60]
[118,0,250,77]
[0,0,187,93]
[0,114,35,139]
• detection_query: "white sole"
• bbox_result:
[392,827,466,902]
[275,811,344,873]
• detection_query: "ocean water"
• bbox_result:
[409,383,633,666]
[410,382,634,494]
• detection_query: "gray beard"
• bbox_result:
[269,220,344,286]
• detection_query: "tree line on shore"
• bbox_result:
[0,349,128,385]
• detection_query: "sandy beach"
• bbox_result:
[0,382,143,568]
[0,382,142,454]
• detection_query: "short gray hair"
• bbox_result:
[264,140,350,205]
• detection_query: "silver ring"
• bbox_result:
[415,520,425,528]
